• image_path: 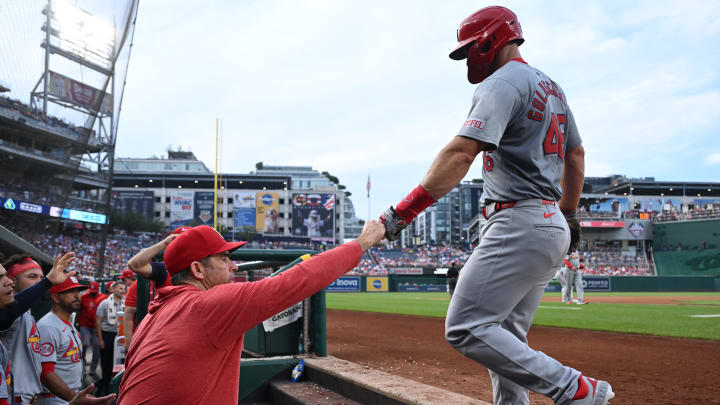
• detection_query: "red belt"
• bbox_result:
[15,395,40,404]
[482,200,556,220]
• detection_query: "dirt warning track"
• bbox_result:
[327,309,720,404]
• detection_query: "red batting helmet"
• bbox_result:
[449,6,524,84]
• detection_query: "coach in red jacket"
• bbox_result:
[118,222,384,404]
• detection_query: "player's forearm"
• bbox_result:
[95,317,104,339]
[41,372,76,401]
[128,247,161,278]
[421,139,481,200]
[559,145,585,211]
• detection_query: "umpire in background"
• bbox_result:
[446,262,459,296]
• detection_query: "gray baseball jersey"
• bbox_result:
[0,311,43,401]
[0,343,11,402]
[36,312,83,393]
[456,60,582,204]
[96,296,123,333]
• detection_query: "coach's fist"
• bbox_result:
[356,220,385,251]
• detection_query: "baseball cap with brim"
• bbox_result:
[164,225,246,276]
[89,281,99,292]
[121,269,134,279]
[49,276,88,294]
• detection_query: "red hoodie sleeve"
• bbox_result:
[200,241,362,347]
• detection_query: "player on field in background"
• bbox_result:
[563,252,587,304]
[556,267,568,303]
[379,6,613,404]
[575,262,587,304]
[446,262,460,297]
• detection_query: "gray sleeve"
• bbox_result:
[457,78,523,148]
[0,348,7,399]
[0,367,7,400]
[37,322,58,363]
[96,300,107,319]
[564,105,582,153]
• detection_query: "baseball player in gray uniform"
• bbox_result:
[0,345,10,405]
[380,6,613,404]
[37,277,87,404]
[563,253,580,304]
[556,267,568,303]
[575,264,586,303]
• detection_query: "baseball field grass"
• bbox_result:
[326,292,720,340]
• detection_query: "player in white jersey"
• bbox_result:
[380,6,613,405]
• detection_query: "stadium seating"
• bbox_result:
[579,247,652,276]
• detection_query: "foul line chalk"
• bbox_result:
[538,306,583,310]
[690,314,720,318]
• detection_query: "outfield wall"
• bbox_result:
[652,219,720,276]
[327,275,719,292]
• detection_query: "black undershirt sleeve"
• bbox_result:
[0,278,52,330]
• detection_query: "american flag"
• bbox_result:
[366,174,371,197]
[324,195,335,210]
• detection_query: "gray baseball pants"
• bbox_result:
[445,199,581,405]
[574,271,584,301]
[563,269,578,303]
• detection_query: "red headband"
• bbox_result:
[8,258,42,278]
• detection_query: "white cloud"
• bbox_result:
[703,153,720,166]
[109,0,720,219]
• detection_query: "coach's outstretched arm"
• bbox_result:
[380,136,487,240]
[559,144,585,253]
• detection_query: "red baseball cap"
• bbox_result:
[121,269,135,279]
[164,225,246,275]
[89,281,99,292]
[106,281,114,290]
[172,226,191,235]
[49,276,88,294]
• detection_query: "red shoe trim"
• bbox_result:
[573,374,589,400]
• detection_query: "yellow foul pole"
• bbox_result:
[214,118,219,230]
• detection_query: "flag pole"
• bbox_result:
[367,172,371,223]
[214,118,219,231]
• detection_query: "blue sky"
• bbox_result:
[111,1,720,220]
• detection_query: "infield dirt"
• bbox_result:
[327,308,720,404]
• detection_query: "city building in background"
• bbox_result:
[110,155,362,244]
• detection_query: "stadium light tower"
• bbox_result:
[30,0,139,277]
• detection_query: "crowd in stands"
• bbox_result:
[372,246,469,268]
[0,178,65,207]
[579,247,653,276]
[347,252,387,276]
[580,206,720,222]
[9,227,162,279]
[651,206,720,222]
[0,95,90,139]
